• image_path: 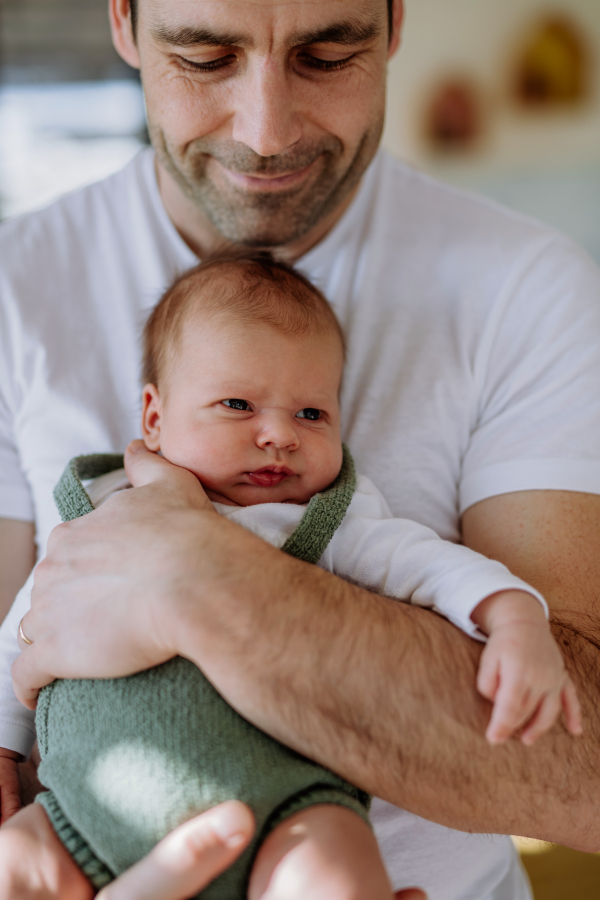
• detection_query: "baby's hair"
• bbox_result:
[143,249,345,388]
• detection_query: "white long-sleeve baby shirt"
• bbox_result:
[0,470,546,757]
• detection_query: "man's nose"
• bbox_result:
[232,59,302,158]
[256,411,300,451]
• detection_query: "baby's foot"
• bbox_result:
[0,802,94,899]
[248,804,393,900]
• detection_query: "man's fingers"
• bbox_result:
[96,801,254,900]
[562,678,583,736]
[124,441,179,488]
[124,442,211,509]
[11,651,48,709]
[520,691,562,746]
[0,782,22,825]
[394,889,427,899]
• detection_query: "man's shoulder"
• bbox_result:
[0,148,154,259]
[374,151,558,253]
[363,151,599,308]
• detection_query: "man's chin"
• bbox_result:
[187,184,337,248]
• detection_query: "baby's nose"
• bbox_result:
[256,411,300,450]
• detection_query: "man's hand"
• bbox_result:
[12,442,221,709]
[0,749,21,823]
[0,799,254,900]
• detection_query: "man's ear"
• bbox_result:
[388,0,404,59]
[141,384,163,451]
[109,0,141,69]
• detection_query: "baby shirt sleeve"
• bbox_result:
[322,476,547,640]
[460,236,600,512]
[0,572,36,756]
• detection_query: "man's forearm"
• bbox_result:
[18,457,600,852]
[173,530,600,851]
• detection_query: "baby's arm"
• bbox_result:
[325,477,581,744]
[471,590,582,745]
[0,570,37,821]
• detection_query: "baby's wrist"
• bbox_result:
[471,589,547,636]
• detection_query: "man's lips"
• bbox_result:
[246,466,295,487]
[212,159,316,192]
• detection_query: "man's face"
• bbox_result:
[121,0,397,247]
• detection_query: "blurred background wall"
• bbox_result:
[0,0,147,218]
[0,0,599,265]
[383,0,600,264]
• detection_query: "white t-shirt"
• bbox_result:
[2,148,600,898]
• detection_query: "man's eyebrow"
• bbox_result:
[150,24,248,48]
[291,19,383,47]
[150,18,382,50]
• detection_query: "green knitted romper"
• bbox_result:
[35,448,370,898]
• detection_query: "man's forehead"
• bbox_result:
[145,0,386,47]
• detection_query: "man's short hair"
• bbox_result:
[129,0,394,40]
[142,250,345,388]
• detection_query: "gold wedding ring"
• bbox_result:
[19,618,33,645]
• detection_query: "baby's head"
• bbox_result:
[141,252,345,506]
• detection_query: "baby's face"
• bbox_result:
[142,316,344,506]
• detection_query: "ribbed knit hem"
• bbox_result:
[36,792,114,890]
[264,784,371,838]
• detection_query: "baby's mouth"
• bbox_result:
[246,466,295,487]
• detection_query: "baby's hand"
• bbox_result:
[0,749,22,824]
[472,591,583,746]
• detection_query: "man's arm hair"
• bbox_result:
[174,490,600,851]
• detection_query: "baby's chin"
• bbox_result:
[205,481,326,508]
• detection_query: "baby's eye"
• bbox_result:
[296,408,321,421]
[222,399,250,411]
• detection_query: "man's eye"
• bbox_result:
[178,54,236,72]
[222,399,250,411]
[296,408,321,421]
[297,53,355,72]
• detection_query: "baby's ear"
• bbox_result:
[141,383,162,451]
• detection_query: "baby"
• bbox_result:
[0,252,581,899]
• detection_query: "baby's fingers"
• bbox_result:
[485,679,536,744]
[520,691,562,746]
[562,678,583,736]
[476,647,501,703]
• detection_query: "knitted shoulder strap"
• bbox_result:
[53,447,357,563]
[53,454,125,523]
[281,444,356,565]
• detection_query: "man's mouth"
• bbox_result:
[212,159,317,193]
[246,466,295,487]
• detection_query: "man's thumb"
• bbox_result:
[124,440,176,487]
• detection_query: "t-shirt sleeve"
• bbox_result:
[460,235,600,513]
[324,477,547,639]
[0,386,34,522]
[0,279,34,522]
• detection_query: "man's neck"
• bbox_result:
[155,158,361,264]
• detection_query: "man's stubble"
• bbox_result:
[148,117,384,248]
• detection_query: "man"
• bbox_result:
[2,0,600,897]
